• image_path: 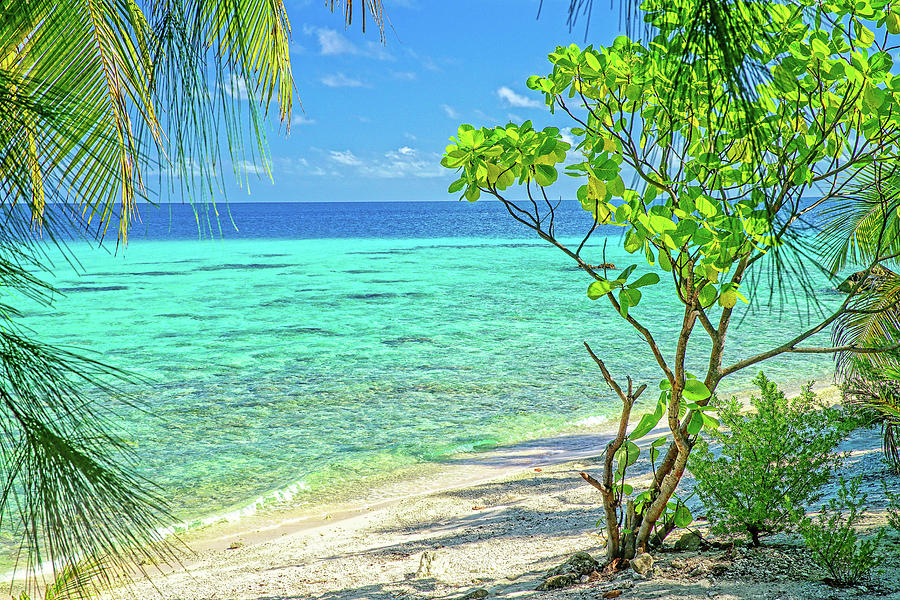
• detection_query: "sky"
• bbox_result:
[226,0,624,202]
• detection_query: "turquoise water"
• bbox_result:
[15,202,840,538]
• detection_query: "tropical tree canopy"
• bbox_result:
[442,0,900,559]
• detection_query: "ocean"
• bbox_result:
[15,200,840,544]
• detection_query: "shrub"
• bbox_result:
[689,373,847,546]
[800,477,884,586]
[886,482,900,534]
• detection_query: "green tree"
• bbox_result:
[442,0,900,563]
[0,0,382,592]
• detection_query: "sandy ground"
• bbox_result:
[100,388,900,600]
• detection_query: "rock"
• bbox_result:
[674,531,704,551]
[710,563,729,576]
[546,551,600,578]
[416,551,436,578]
[631,552,654,576]
[603,591,623,599]
[837,265,896,293]
[227,541,244,550]
[536,552,599,590]
[536,573,578,590]
[461,588,488,600]
[670,558,688,570]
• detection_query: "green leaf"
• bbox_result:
[673,504,693,528]
[698,284,717,308]
[683,379,711,402]
[620,287,642,308]
[718,287,737,308]
[630,272,660,288]
[533,164,557,186]
[615,440,640,469]
[587,278,617,299]
[630,395,666,439]
[686,410,704,435]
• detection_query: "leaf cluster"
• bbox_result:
[442,0,900,316]
[689,373,848,545]
[799,476,885,586]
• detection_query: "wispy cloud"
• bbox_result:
[321,73,366,88]
[304,26,394,60]
[391,70,417,81]
[358,147,444,179]
[440,104,460,119]
[306,26,357,55]
[235,159,270,176]
[329,150,363,166]
[292,114,317,125]
[496,86,541,108]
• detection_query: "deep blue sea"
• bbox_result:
[15,200,840,544]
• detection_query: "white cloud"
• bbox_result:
[329,150,363,166]
[312,27,358,55]
[440,104,460,119]
[497,86,541,108]
[404,132,417,141]
[560,127,576,147]
[321,73,365,88]
[222,77,251,100]
[507,113,523,123]
[280,147,445,180]
[292,114,317,125]
[360,146,444,178]
[303,27,393,60]
[391,70,417,80]
[235,159,269,176]
[366,41,394,61]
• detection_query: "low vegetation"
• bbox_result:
[690,374,849,546]
[799,477,885,586]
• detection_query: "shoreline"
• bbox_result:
[89,382,850,597]
[163,380,843,556]
[94,378,900,600]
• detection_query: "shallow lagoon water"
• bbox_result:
[15,201,839,540]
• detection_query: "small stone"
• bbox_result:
[698,578,711,589]
[710,563,729,576]
[536,573,578,590]
[674,531,704,551]
[670,558,688,570]
[631,552,654,576]
[227,541,244,550]
[579,575,589,583]
[546,551,600,578]
[461,588,489,599]
[603,591,623,599]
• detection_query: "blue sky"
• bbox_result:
[228,0,623,202]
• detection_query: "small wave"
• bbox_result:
[573,415,609,427]
[157,480,311,536]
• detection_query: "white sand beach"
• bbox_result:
[98,385,900,600]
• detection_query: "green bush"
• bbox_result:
[800,477,884,586]
[689,373,848,546]
[886,483,900,534]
